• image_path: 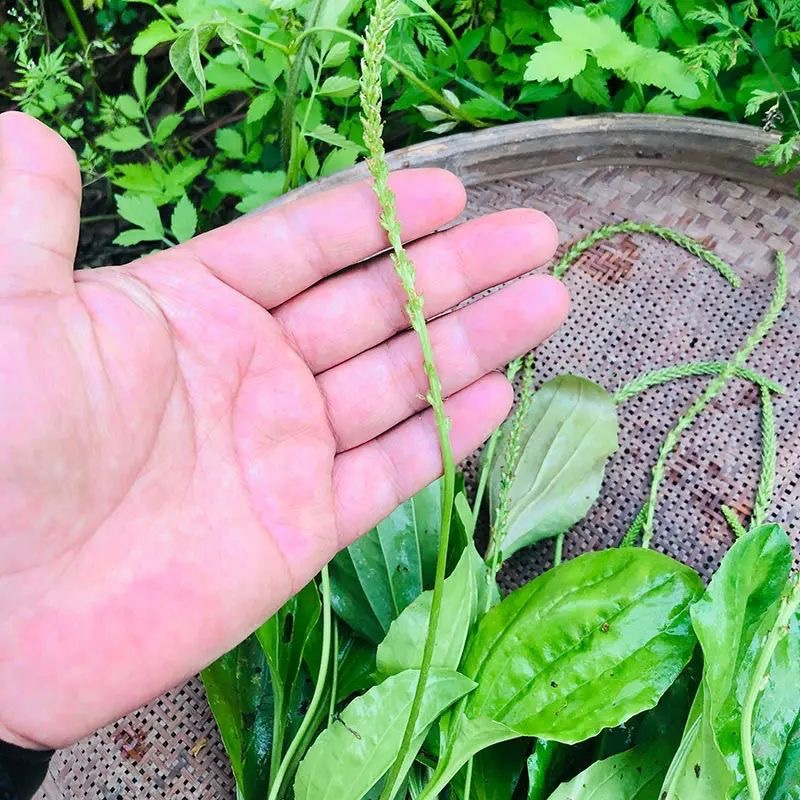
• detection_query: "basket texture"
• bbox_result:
[38,117,800,799]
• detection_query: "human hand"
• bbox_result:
[0,111,568,749]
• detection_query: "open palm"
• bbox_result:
[0,112,568,750]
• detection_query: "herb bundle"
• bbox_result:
[199,3,799,799]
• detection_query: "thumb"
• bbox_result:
[0,111,81,295]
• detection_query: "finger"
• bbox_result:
[0,111,81,295]
[319,274,569,451]
[334,372,512,545]
[179,168,466,308]
[274,208,559,373]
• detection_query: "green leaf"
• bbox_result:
[489,375,619,559]
[256,579,321,767]
[546,740,671,800]
[115,193,163,237]
[293,669,476,800]
[376,544,481,678]
[661,525,796,798]
[132,19,177,55]
[572,60,612,107]
[330,480,442,644]
[321,147,360,177]
[116,94,143,120]
[216,127,245,160]
[463,547,703,739]
[153,113,183,145]
[517,84,566,104]
[549,7,623,49]
[527,740,567,800]
[133,59,147,104]
[112,228,163,247]
[745,89,779,117]
[318,75,360,98]
[306,123,355,150]
[525,41,587,82]
[489,26,507,55]
[169,24,217,111]
[200,635,274,799]
[235,170,287,213]
[97,125,149,152]
[765,709,800,800]
[170,195,198,243]
[322,40,351,68]
[246,92,276,125]
[204,61,254,92]
[618,47,699,98]
[451,738,529,800]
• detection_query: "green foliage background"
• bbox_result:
[1,0,799,253]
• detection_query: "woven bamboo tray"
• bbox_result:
[38,114,800,799]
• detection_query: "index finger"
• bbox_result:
[174,168,467,309]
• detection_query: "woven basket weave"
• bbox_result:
[38,115,800,799]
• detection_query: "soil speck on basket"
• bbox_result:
[114,727,148,762]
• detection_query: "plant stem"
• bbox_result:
[327,620,339,727]
[750,37,800,131]
[268,566,333,800]
[228,24,291,55]
[641,252,787,547]
[470,430,499,536]
[359,4,456,797]
[553,533,564,566]
[59,0,89,51]
[741,576,800,800]
[463,758,473,800]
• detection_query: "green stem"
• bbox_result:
[641,252,787,547]
[268,567,333,800]
[59,0,89,51]
[471,430,499,536]
[407,0,464,67]
[360,4,456,798]
[741,577,800,800]
[463,758,473,800]
[750,37,800,131]
[553,533,564,566]
[327,620,339,727]
[228,23,291,55]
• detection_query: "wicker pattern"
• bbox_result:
[38,158,800,799]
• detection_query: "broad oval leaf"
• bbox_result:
[545,740,671,800]
[376,544,481,678]
[169,24,217,110]
[490,375,618,559]
[330,480,442,644]
[293,668,475,800]
[765,707,800,800]
[462,547,702,741]
[661,524,797,799]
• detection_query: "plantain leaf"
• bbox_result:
[329,479,442,644]
[462,547,701,740]
[545,739,671,800]
[490,375,618,559]
[765,707,800,800]
[660,524,798,799]
[450,738,530,800]
[421,549,701,797]
[293,669,475,800]
[201,635,274,800]
[376,544,482,678]
[527,740,569,800]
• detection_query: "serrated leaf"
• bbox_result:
[320,147,359,177]
[619,47,699,98]
[97,126,149,152]
[153,113,183,144]
[429,121,459,134]
[115,193,163,236]
[417,104,451,122]
[170,195,198,243]
[112,228,164,246]
[525,41,587,82]
[318,75,360,98]
[235,170,287,214]
[116,94,142,120]
[550,7,624,49]
[304,145,320,178]
[169,24,217,111]
[745,89,780,117]
[306,123,354,149]
[246,92,276,124]
[133,59,147,103]
[442,88,461,108]
[132,19,177,56]
[572,60,612,107]
[293,669,476,800]
[215,127,245,160]
[517,83,566,104]
[490,375,619,559]
[217,22,250,69]
[322,40,351,67]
